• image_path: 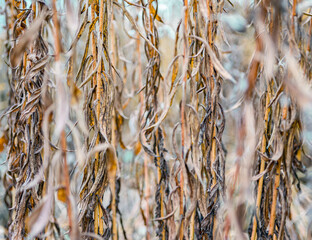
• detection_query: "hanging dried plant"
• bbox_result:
[0,0,311,239]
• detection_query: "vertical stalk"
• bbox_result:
[180,0,188,238]
[110,5,117,240]
[94,0,105,235]
[208,2,217,185]
[137,32,150,239]
[268,105,287,238]
[52,0,73,235]
[251,88,272,240]
[91,2,97,88]
[189,2,197,236]
[268,158,281,237]
[80,2,98,233]
[207,0,218,236]
[207,0,216,187]
[207,0,214,91]
[248,6,265,239]
[147,1,164,239]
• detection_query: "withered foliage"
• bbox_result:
[0,0,312,240]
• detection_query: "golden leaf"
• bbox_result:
[106,145,118,181]
[57,187,67,203]
[134,141,142,156]
[0,135,8,152]
[150,4,164,23]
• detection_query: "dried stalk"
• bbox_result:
[179,0,189,238]
[94,0,106,235]
[52,0,73,235]
[1,1,311,239]
[251,87,271,239]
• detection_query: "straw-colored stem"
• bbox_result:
[94,0,105,235]
[268,158,282,237]
[52,0,73,235]
[147,1,164,239]
[268,105,287,237]
[110,8,117,240]
[249,8,266,239]
[251,88,271,240]
[137,31,150,239]
[206,0,218,236]
[180,0,189,238]
[207,0,216,187]
[190,4,197,235]
[91,3,97,88]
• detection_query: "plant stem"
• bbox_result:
[146,1,164,239]
[180,0,189,238]
[251,88,271,240]
[52,0,73,235]
[94,0,105,235]
[268,104,287,237]
[137,30,150,239]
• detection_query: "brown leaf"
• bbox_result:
[134,141,142,155]
[10,11,47,68]
[27,195,52,238]
[57,187,67,203]
[150,4,164,23]
[0,135,8,152]
[106,144,119,181]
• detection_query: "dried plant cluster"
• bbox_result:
[0,0,312,239]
